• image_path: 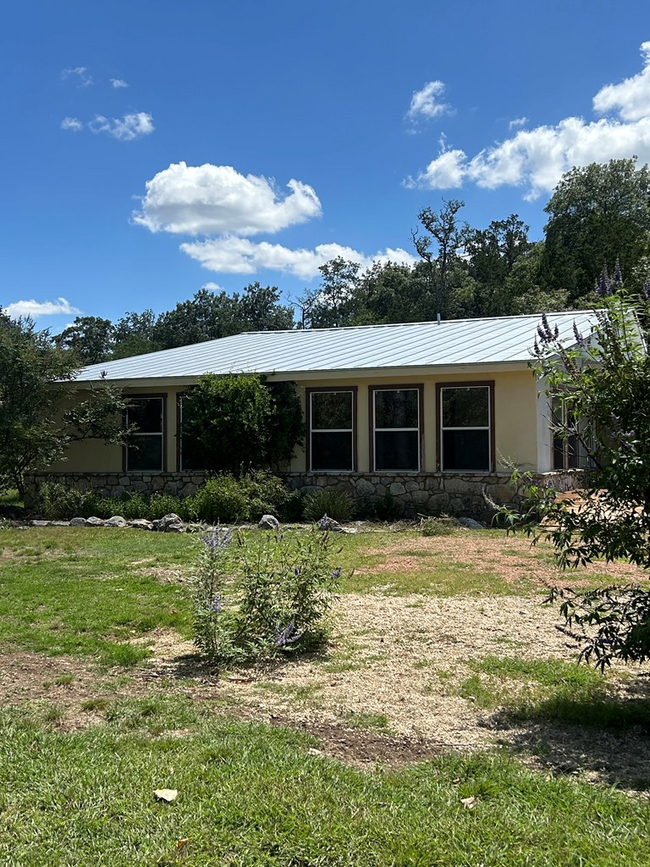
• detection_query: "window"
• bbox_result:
[551,397,593,470]
[438,383,493,472]
[126,397,164,471]
[371,387,421,472]
[307,388,356,472]
[177,394,204,471]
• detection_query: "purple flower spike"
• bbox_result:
[645,282,650,301]
[596,270,612,297]
[613,259,623,286]
[210,594,223,613]
[275,621,302,647]
[572,321,586,347]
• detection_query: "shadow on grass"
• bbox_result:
[485,679,650,791]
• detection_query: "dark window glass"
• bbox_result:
[312,392,352,430]
[311,432,353,471]
[310,391,354,471]
[375,430,419,471]
[374,389,418,429]
[126,398,163,471]
[373,389,420,471]
[442,430,489,472]
[127,398,162,433]
[128,434,163,471]
[442,388,489,428]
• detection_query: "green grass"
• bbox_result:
[0,528,195,665]
[1,698,649,866]
[456,655,650,729]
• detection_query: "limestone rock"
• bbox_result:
[105,515,127,528]
[258,514,280,530]
[128,518,154,531]
[69,517,88,526]
[86,516,105,527]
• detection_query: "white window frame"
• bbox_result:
[308,388,356,472]
[126,396,165,472]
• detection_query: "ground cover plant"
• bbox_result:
[1,523,650,864]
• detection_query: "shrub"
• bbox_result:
[302,488,355,523]
[373,490,403,522]
[191,526,342,666]
[186,472,298,523]
[34,482,112,520]
[420,515,458,536]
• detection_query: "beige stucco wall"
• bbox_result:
[51,370,539,475]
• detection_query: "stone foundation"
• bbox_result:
[25,469,581,521]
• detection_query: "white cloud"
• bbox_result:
[61,117,83,132]
[593,41,650,121]
[408,42,650,199]
[4,297,81,319]
[180,236,416,280]
[508,116,528,130]
[110,78,129,88]
[201,281,223,291]
[89,112,154,141]
[133,162,322,236]
[406,81,452,124]
[61,67,93,87]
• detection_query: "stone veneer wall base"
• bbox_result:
[25,470,581,521]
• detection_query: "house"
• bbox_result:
[35,311,599,518]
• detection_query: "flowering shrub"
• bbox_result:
[190,526,342,667]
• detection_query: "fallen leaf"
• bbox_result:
[154,788,178,802]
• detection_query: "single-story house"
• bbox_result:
[35,311,598,517]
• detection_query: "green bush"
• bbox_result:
[373,490,403,522]
[186,472,299,523]
[34,482,112,520]
[191,526,342,666]
[302,488,355,523]
[420,515,458,536]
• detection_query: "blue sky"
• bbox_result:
[2,0,650,332]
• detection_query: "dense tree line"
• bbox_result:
[54,157,650,364]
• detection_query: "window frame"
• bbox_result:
[306,386,357,473]
[176,391,204,472]
[436,381,495,473]
[369,384,424,473]
[124,394,166,472]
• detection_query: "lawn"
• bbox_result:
[1,523,650,866]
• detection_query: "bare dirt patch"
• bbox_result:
[360,533,645,587]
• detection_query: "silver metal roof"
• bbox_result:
[74,311,599,383]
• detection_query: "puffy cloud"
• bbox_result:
[110,78,129,88]
[4,297,81,319]
[593,42,650,121]
[406,81,451,123]
[89,112,154,141]
[61,117,83,132]
[180,236,416,280]
[133,162,322,236]
[61,66,93,87]
[408,42,650,200]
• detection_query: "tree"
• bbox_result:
[0,311,127,495]
[518,292,650,669]
[180,373,303,475]
[464,215,532,316]
[113,309,160,358]
[56,316,115,364]
[542,158,650,305]
[300,258,361,328]
[236,283,295,332]
[412,199,467,318]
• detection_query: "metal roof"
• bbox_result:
[74,311,599,383]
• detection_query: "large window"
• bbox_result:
[307,388,356,472]
[371,387,421,472]
[438,384,493,472]
[126,397,164,471]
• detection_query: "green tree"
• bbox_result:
[0,311,127,495]
[412,199,468,318]
[56,316,115,364]
[542,158,650,305]
[519,292,650,668]
[464,215,532,316]
[181,373,302,475]
[112,309,160,358]
[300,258,361,328]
